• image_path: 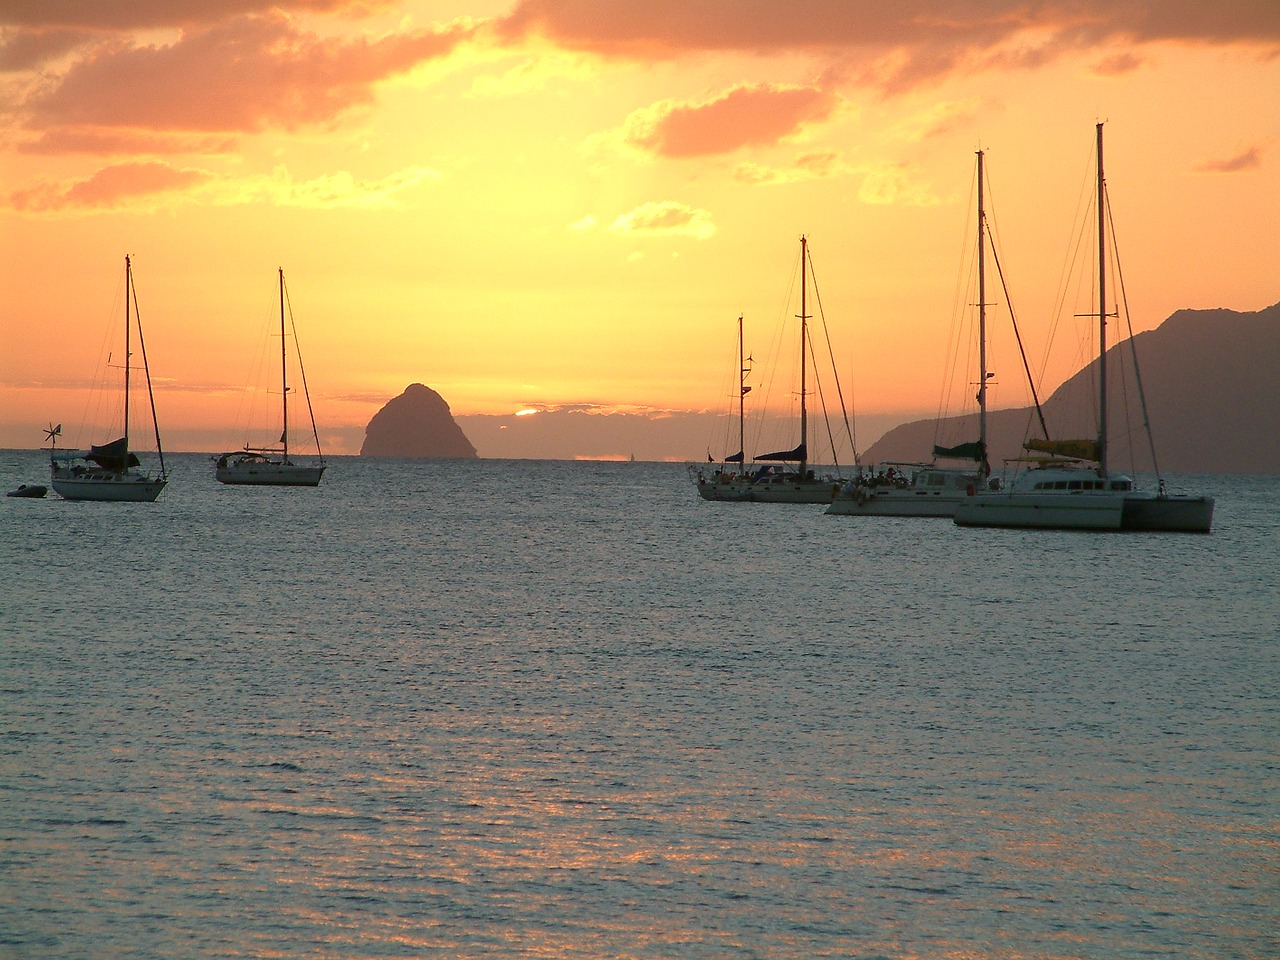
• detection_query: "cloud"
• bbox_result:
[0,26,101,70]
[5,161,440,213]
[8,160,212,211]
[1,1,390,31]
[1092,51,1146,75]
[12,11,476,139]
[495,1,1280,92]
[623,83,839,158]
[857,163,942,206]
[218,165,442,208]
[734,151,843,185]
[1196,146,1263,173]
[608,200,715,239]
[17,128,237,155]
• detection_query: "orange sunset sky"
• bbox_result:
[2,1,1278,456]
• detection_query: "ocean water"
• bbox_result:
[1,451,1276,960]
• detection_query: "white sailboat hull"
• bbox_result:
[51,469,166,502]
[216,458,325,487]
[827,468,980,518]
[693,468,838,504]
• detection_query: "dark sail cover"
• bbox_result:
[756,443,805,462]
[1024,437,1100,461]
[86,437,140,471]
[724,451,744,463]
[933,440,985,461]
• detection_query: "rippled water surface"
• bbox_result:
[2,452,1276,959]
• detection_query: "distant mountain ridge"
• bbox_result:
[863,302,1280,475]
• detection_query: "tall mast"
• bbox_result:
[737,314,746,470]
[798,234,809,478]
[123,255,132,460]
[1096,122,1108,475]
[976,150,988,471]
[279,267,289,461]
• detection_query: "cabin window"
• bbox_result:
[1055,481,1068,490]
[1111,480,1131,491]
[1068,481,1082,490]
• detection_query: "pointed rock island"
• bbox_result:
[360,383,478,458]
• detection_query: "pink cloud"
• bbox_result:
[18,127,237,156]
[1,1,391,30]
[1197,146,1263,173]
[496,1,1280,91]
[627,84,839,158]
[8,160,212,212]
[15,11,475,138]
[1092,51,1146,75]
[0,26,100,70]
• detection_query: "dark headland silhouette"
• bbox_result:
[864,302,1280,475]
[360,383,477,458]
[361,303,1276,472]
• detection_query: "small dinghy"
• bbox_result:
[7,483,48,498]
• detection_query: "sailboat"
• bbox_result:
[954,124,1214,532]
[215,268,326,486]
[692,314,756,501]
[49,256,168,502]
[828,149,996,518]
[692,235,847,504]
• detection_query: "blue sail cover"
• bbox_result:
[724,451,744,463]
[756,443,805,462]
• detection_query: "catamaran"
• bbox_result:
[215,268,326,486]
[50,256,169,502]
[954,124,1214,532]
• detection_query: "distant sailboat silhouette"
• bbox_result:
[50,256,168,502]
[693,236,850,503]
[215,268,326,486]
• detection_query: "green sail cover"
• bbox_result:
[932,440,985,461]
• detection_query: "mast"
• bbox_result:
[976,150,989,472]
[737,314,746,470]
[123,255,132,466]
[279,267,289,462]
[1096,122,1108,476]
[798,234,809,478]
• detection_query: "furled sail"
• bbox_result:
[933,440,985,461]
[756,442,805,462]
[85,437,141,471]
[724,450,744,463]
[1024,438,1100,461]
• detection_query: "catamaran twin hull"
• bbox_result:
[953,491,1214,532]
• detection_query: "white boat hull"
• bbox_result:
[694,467,838,504]
[827,468,981,518]
[51,470,166,502]
[216,461,325,486]
[954,490,1128,529]
[828,488,965,517]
